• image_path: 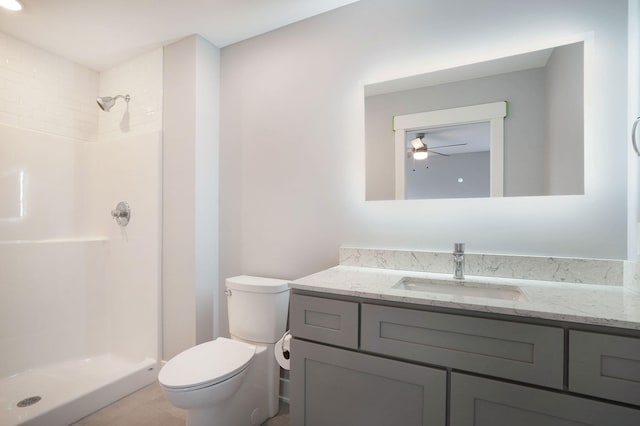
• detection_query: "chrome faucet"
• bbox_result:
[453,243,465,279]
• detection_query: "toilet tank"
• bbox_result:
[226,275,290,344]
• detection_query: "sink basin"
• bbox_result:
[393,277,526,301]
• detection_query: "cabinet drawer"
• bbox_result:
[291,338,447,426]
[290,294,359,349]
[361,304,564,388]
[451,373,640,426]
[569,330,640,406]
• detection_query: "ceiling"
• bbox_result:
[0,0,359,71]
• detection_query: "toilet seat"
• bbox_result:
[159,337,256,391]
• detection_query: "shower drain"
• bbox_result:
[17,396,41,408]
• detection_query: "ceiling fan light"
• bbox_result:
[413,147,428,160]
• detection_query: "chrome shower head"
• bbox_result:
[96,94,130,112]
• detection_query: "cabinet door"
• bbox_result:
[451,373,640,426]
[290,338,446,426]
[290,293,359,349]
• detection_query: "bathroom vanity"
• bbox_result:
[288,248,640,426]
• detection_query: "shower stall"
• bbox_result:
[0,45,163,425]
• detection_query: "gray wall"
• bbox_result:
[219,0,629,316]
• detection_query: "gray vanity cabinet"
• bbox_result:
[290,338,447,426]
[450,373,640,426]
[289,292,640,426]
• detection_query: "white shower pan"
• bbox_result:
[0,355,157,426]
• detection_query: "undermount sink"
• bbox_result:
[393,277,527,301]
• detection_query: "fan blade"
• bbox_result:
[429,150,450,157]
[429,143,468,149]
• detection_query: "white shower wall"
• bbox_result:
[0,28,162,392]
[0,31,98,141]
[92,47,164,362]
[97,49,163,140]
[88,131,161,361]
[0,124,93,241]
[0,238,108,378]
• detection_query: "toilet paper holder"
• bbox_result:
[279,330,291,360]
[275,330,292,370]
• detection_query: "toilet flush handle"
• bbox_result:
[224,289,232,297]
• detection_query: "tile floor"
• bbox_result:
[72,382,290,426]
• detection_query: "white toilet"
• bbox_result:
[158,275,290,426]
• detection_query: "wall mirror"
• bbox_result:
[365,41,584,201]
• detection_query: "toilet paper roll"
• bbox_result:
[274,330,292,370]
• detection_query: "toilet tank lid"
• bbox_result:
[226,275,289,293]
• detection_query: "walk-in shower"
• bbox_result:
[0,113,161,425]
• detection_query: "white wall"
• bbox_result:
[194,36,221,342]
[163,37,197,358]
[0,31,98,141]
[220,0,629,298]
[163,35,220,359]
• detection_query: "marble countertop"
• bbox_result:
[289,265,640,330]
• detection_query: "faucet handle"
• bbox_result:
[454,242,465,253]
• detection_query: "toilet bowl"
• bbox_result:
[158,276,289,426]
[159,337,255,409]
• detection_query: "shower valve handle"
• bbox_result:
[111,201,131,227]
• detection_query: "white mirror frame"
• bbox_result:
[393,101,507,200]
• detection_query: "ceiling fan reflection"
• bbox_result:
[408,135,467,160]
